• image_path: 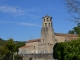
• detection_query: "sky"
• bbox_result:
[0,0,77,41]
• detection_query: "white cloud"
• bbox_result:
[19,22,40,26]
[0,5,41,18]
[0,21,40,27]
[0,6,25,16]
[26,14,40,18]
[0,6,16,12]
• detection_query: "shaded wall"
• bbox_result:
[23,53,54,60]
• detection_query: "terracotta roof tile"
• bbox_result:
[67,37,78,40]
[19,45,33,49]
[26,38,41,43]
[25,33,78,43]
[55,33,78,37]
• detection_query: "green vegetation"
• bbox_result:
[68,23,80,36]
[0,38,25,60]
[0,38,6,46]
[53,38,80,60]
[53,22,80,60]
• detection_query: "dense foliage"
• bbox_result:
[68,23,80,37]
[53,38,80,60]
[0,38,6,46]
[0,38,25,60]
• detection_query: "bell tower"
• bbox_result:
[41,15,55,53]
[42,15,52,27]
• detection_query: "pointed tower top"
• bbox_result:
[42,15,52,20]
[44,14,50,18]
[42,15,52,19]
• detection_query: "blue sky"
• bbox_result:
[0,0,77,41]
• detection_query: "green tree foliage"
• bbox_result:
[14,41,25,48]
[0,38,15,60]
[53,38,80,60]
[14,55,22,60]
[68,23,80,36]
[68,30,74,34]
[0,45,9,60]
[0,38,24,60]
[0,38,6,46]
[5,38,17,53]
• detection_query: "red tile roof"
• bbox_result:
[26,38,41,43]
[19,45,33,49]
[25,33,78,43]
[55,33,78,37]
[67,37,78,40]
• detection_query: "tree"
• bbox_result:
[0,38,20,60]
[53,38,80,60]
[5,38,20,60]
[68,23,80,36]
[0,38,24,60]
[64,0,80,22]
[0,45,9,60]
[0,38,6,46]
[14,54,22,60]
[68,30,74,34]
[15,41,25,48]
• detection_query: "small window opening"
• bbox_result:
[49,23,50,26]
[55,39,57,43]
[34,46,35,50]
[43,39,44,42]
[47,18,48,21]
[45,23,47,27]
[48,43,49,44]
[50,19,51,21]
[44,19,45,21]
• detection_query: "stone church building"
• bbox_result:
[18,15,78,54]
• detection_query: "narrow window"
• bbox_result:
[44,19,45,21]
[49,23,50,26]
[55,39,57,43]
[45,23,47,27]
[50,19,51,21]
[34,46,35,51]
[47,18,48,21]
[43,39,44,42]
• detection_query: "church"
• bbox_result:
[18,15,78,54]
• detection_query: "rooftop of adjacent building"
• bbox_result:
[19,33,78,49]
[19,45,34,49]
[26,33,78,43]
[54,33,78,37]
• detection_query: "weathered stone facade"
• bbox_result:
[39,15,55,53]
[23,53,54,60]
[18,15,78,60]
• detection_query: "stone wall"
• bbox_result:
[23,53,55,60]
